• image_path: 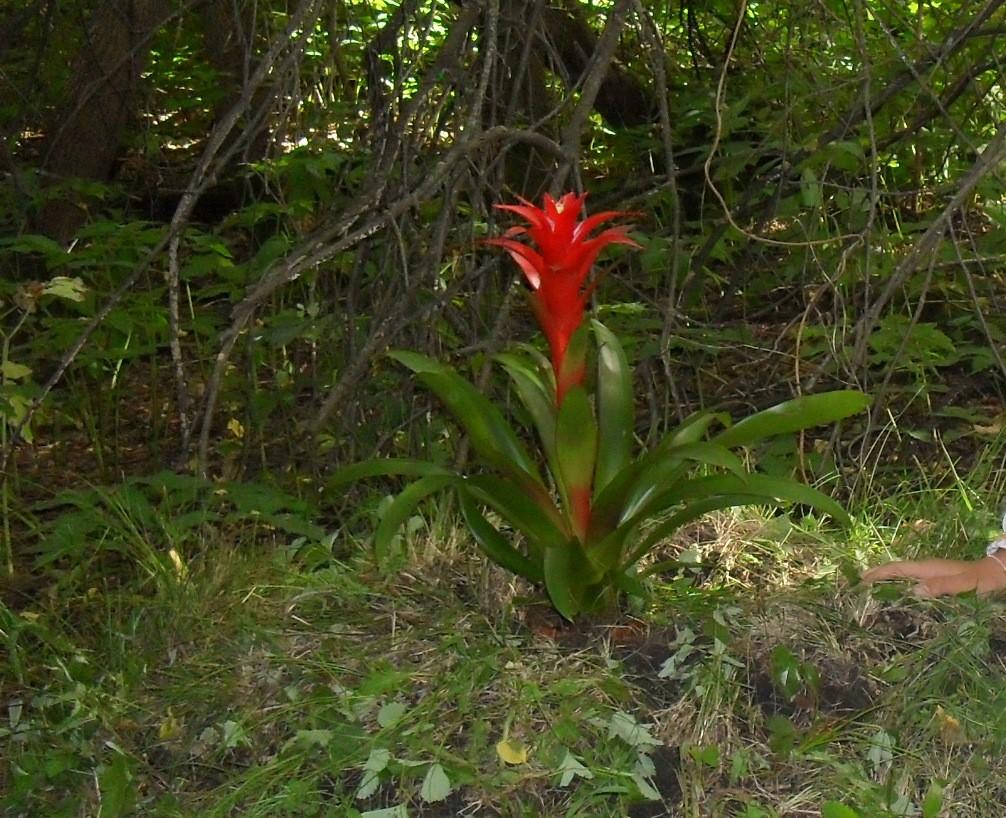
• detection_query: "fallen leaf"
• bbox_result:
[934,705,966,745]
[496,738,529,765]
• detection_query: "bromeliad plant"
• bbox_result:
[332,193,870,619]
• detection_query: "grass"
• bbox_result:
[6,462,1006,817]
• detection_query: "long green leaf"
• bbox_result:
[714,391,871,447]
[515,342,556,394]
[591,420,729,535]
[389,351,545,487]
[625,473,850,529]
[374,475,459,561]
[590,458,648,536]
[664,409,730,447]
[325,458,454,492]
[543,539,600,621]
[458,491,543,582]
[495,352,558,471]
[611,568,648,598]
[555,385,597,538]
[585,520,636,573]
[463,475,568,553]
[621,441,746,521]
[557,322,590,401]
[592,320,633,493]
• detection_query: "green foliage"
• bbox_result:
[332,322,869,619]
[31,472,328,597]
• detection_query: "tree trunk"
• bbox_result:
[38,0,172,244]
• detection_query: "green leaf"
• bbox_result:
[325,458,454,491]
[592,320,633,493]
[42,276,87,301]
[689,744,721,767]
[495,352,559,480]
[662,473,848,525]
[921,781,944,818]
[97,751,135,818]
[611,567,648,598]
[374,475,458,561]
[544,542,586,620]
[1,360,32,381]
[420,763,452,803]
[665,409,730,446]
[557,322,590,398]
[622,442,745,520]
[714,391,870,448]
[458,491,544,582]
[356,748,391,800]
[801,165,823,208]
[360,807,408,818]
[463,475,568,552]
[555,385,597,527]
[515,342,556,391]
[592,420,729,534]
[586,523,636,574]
[1,233,68,262]
[821,802,860,818]
[557,750,594,786]
[608,710,661,748]
[390,351,545,487]
[293,729,334,749]
[377,701,407,728]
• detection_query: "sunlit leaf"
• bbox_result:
[496,352,557,457]
[360,806,408,818]
[714,391,870,447]
[42,275,87,301]
[555,384,597,538]
[356,748,391,800]
[496,738,530,765]
[627,473,850,527]
[608,710,661,748]
[1,361,32,381]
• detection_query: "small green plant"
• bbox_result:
[333,193,871,619]
[1,273,88,576]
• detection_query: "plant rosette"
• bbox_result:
[330,193,870,619]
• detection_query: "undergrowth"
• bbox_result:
[5,446,1006,817]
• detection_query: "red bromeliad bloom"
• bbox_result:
[486,192,639,405]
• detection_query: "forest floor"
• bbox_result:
[7,468,1006,818]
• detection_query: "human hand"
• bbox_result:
[861,555,1006,597]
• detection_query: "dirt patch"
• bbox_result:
[627,744,683,817]
[751,654,878,719]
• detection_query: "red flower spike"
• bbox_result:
[486,193,639,405]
